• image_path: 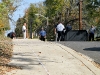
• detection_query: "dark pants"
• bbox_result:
[89,33,94,41]
[57,31,64,41]
[40,36,45,41]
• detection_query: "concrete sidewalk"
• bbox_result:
[5,39,100,75]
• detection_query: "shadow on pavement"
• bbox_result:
[83,47,100,51]
[9,52,55,70]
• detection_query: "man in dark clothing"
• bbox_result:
[89,25,96,41]
[64,24,72,40]
[66,24,72,32]
[39,28,46,41]
[7,32,16,39]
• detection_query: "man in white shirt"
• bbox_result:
[56,22,65,41]
[22,23,26,39]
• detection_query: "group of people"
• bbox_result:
[54,21,96,41]
[22,22,96,41]
[22,22,46,41]
[55,21,72,41]
[22,21,72,41]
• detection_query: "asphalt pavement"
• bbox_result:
[5,39,100,75]
[59,41,100,64]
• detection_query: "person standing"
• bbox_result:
[22,23,26,39]
[39,27,46,41]
[66,23,72,32]
[56,21,65,41]
[65,23,72,38]
[89,25,96,41]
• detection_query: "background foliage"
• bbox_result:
[0,0,22,35]
[15,0,100,40]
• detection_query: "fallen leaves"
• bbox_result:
[39,52,41,54]
[0,35,19,75]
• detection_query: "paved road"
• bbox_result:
[5,39,100,75]
[59,41,100,64]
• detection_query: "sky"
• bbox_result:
[13,0,45,21]
[5,0,45,35]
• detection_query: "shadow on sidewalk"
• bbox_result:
[83,47,100,51]
[9,52,56,70]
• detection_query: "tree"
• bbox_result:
[44,0,100,29]
[44,0,79,25]
[0,0,22,34]
[44,0,81,40]
[84,0,100,26]
[15,2,46,38]
[15,17,25,37]
[15,0,100,40]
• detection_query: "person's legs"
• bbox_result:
[41,36,45,41]
[57,31,61,41]
[25,32,26,39]
[91,33,94,41]
[23,32,24,39]
[61,31,64,41]
[43,37,45,41]
[41,36,43,41]
[23,32,26,39]
[89,33,92,41]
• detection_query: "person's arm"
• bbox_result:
[54,28,57,34]
[54,24,57,34]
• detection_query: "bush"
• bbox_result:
[0,35,13,64]
[0,35,13,74]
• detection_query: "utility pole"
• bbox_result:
[79,0,83,30]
